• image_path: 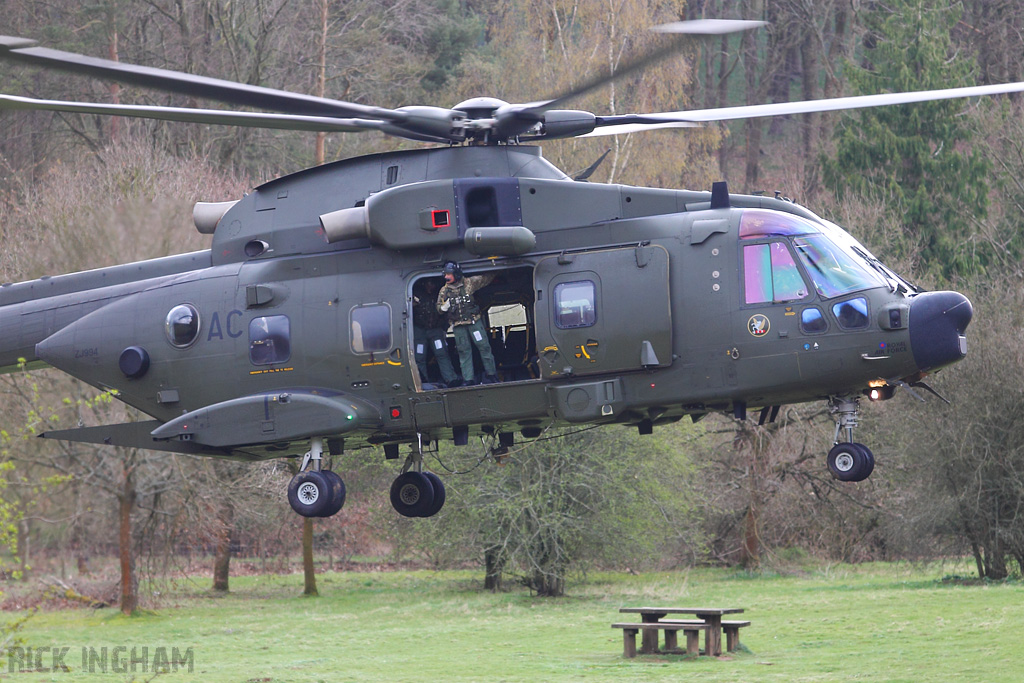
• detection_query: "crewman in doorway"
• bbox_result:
[437,262,499,385]
[413,278,459,388]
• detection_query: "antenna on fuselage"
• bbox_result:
[710,181,730,209]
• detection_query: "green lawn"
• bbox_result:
[4,563,1023,682]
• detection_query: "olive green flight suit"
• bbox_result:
[437,273,497,383]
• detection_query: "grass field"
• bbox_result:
[4,562,1023,682]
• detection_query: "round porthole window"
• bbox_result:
[165,304,200,348]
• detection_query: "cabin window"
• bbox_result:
[351,303,392,353]
[833,297,869,330]
[800,307,828,334]
[554,281,596,329]
[249,315,291,365]
[165,304,201,348]
[743,242,809,304]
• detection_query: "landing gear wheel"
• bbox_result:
[827,442,874,482]
[288,470,331,517]
[421,472,446,518]
[390,472,435,518]
[854,443,875,480]
[318,470,347,517]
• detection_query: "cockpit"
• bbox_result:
[739,209,915,304]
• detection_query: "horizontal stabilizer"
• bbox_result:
[40,420,252,459]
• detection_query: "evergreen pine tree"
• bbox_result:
[823,0,990,281]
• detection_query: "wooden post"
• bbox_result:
[639,613,662,654]
[705,615,722,656]
[726,627,739,652]
[686,629,701,655]
[622,628,637,658]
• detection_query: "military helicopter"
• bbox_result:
[1,21,1019,520]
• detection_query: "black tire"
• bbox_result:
[852,443,875,481]
[318,470,347,517]
[287,471,331,517]
[827,442,872,482]
[389,472,435,518]
[422,472,447,517]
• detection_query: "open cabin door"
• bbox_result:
[534,245,672,379]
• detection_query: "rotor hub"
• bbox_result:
[453,97,510,121]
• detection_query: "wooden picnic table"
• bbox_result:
[618,607,745,656]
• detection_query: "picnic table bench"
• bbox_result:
[614,607,747,657]
[611,621,707,657]
[662,618,752,653]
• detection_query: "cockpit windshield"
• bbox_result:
[739,210,818,238]
[739,209,889,299]
[792,234,885,298]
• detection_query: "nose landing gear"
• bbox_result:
[826,398,875,482]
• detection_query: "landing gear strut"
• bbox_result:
[389,434,446,518]
[287,437,347,517]
[826,398,875,482]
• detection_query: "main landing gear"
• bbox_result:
[285,435,447,518]
[826,398,875,482]
[389,435,446,518]
[287,437,347,518]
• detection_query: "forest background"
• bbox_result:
[0,0,1022,613]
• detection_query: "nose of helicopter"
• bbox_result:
[909,291,973,373]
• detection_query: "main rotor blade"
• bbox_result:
[522,20,764,116]
[0,35,405,123]
[591,81,1024,133]
[0,94,381,133]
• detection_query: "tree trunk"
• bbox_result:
[315,0,327,166]
[533,569,565,597]
[819,0,851,143]
[212,502,234,591]
[800,32,821,199]
[715,33,732,180]
[740,504,760,569]
[106,10,121,143]
[741,0,763,190]
[302,517,318,596]
[118,477,138,615]
[17,519,28,580]
[484,546,504,591]
[530,538,566,597]
[984,539,1009,580]
[970,540,984,579]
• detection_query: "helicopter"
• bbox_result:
[0,20,1019,520]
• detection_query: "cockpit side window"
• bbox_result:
[744,242,810,304]
[800,307,828,334]
[833,297,870,330]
